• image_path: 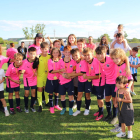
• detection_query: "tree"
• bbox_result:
[97,34,111,42]
[131,38,140,43]
[0,37,4,44]
[124,31,128,38]
[22,24,46,39]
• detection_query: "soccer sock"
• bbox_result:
[113,105,118,117]
[8,99,13,108]
[61,100,66,108]
[74,86,78,103]
[55,95,59,106]
[30,96,35,108]
[69,100,74,108]
[106,101,112,115]
[99,107,104,116]
[77,100,81,111]
[37,91,42,106]
[86,99,91,110]
[24,96,28,108]
[16,98,20,107]
[44,92,49,104]
[4,106,7,111]
[49,95,53,107]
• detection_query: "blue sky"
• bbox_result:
[0,0,140,39]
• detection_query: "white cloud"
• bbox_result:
[94,2,105,6]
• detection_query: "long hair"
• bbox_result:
[58,39,65,46]
[99,36,109,45]
[67,34,77,47]
[50,47,61,60]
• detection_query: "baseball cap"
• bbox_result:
[36,33,43,38]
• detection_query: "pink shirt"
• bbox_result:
[99,56,116,84]
[19,59,37,87]
[6,48,18,59]
[6,63,21,88]
[75,60,88,82]
[58,59,76,85]
[0,58,10,68]
[28,44,42,56]
[47,59,60,80]
[0,55,7,60]
[86,43,96,50]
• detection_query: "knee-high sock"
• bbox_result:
[77,100,81,111]
[86,99,91,110]
[106,101,112,115]
[30,96,35,108]
[24,96,28,108]
[61,100,66,108]
[55,95,59,106]
[69,100,74,108]
[8,99,13,108]
[49,95,53,107]
[44,92,49,104]
[37,91,42,106]
[16,98,20,107]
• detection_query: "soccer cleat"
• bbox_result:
[116,131,126,138]
[73,110,81,116]
[69,108,73,115]
[60,108,66,115]
[5,110,10,116]
[83,109,89,116]
[93,111,99,116]
[127,131,133,139]
[110,116,118,125]
[37,106,42,112]
[10,108,16,115]
[110,126,122,133]
[25,108,29,113]
[95,114,104,121]
[16,106,22,112]
[130,91,136,95]
[54,105,62,110]
[50,107,55,113]
[73,104,77,109]
[30,107,36,112]
[103,114,112,121]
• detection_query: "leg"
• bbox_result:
[0,98,9,116]
[37,87,43,106]
[15,91,22,112]
[24,90,29,109]
[121,123,126,133]
[30,89,36,109]
[60,95,66,115]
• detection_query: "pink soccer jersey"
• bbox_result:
[58,59,76,85]
[47,59,60,80]
[0,58,10,68]
[6,48,18,59]
[5,63,22,88]
[0,55,7,60]
[86,58,105,86]
[98,55,117,84]
[75,60,88,82]
[19,59,37,87]
[28,44,42,56]
[86,43,96,50]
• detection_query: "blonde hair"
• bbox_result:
[67,34,77,47]
[83,47,93,54]
[0,45,2,55]
[110,48,126,62]
[14,53,23,60]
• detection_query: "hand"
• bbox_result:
[60,68,65,72]
[47,36,50,40]
[14,80,20,84]
[33,72,37,77]
[135,65,139,69]
[114,103,118,108]
[21,70,25,74]
[83,74,87,79]
[62,73,66,78]
[0,79,2,84]
[117,97,122,102]
[124,67,131,76]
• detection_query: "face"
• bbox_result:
[116,36,123,43]
[52,49,60,58]
[116,82,126,89]
[96,53,106,62]
[41,47,49,55]
[77,42,84,52]
[68,35,76,45]
[112,56,122,65]
[118,26,123,32]
[84,52,93,62]
[36,37,43,45]
[102,37,106,43]
[72,52,81,61]
[63,50,71,58]
[21,43,24,47]
[14,58,22,66]
[131,50,137,56]
[88,37,93,43]
[54,42,61,48]
[28,51,37,60]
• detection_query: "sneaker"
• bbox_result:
[5,110,10,116]
[128,131,133,139]
[30,107,36,112]
[103,114,112,121]
[110,116,118,125]
[54,105,62,110]
[16,106,22,112]
[60,108,66,115]
[83,109,89,116]
[50,107,55,113]
[73,104,77,109]
[69,108,73,115]
[116,131,126,138]
[93,111,99,116]
[130,91,136,95]
[110,126,122,133]
[114,124,119,127]
[25,108,29,113]
[73,110,81,116]
[10,108,16,115]
[95,114,104,121]
[37,106,42,112]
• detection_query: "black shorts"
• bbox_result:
[0,91,4,99]
[132,73,137,82]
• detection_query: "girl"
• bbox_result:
[6,43,18,66]
[58,39,65,58]
[45,48,63,113]
[67,34,77,49]
[6,53,23,114]
[115,76,134,139]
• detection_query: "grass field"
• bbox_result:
[0,52,140,140]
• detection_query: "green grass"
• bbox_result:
[0,52,140,140]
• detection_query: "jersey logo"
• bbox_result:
[79,64,81,67]
[106,64,110,67]
[27,66,30,68]
[91,67,93,70]
[119,70,122,73]
[70,65,73,68]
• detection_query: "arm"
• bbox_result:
[51,68,65,74]
[83,74,99,80]
[124,56,131,75]
[120,92,132,103]
[111,40,117,49]
[47,37,53,47]
[0,77,5,84]
[7,76,20,84]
